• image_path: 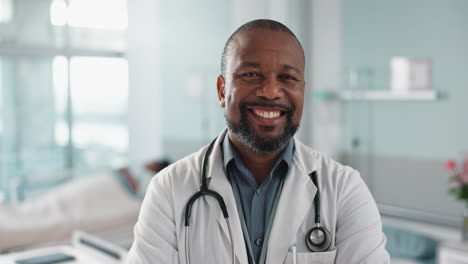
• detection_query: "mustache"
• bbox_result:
[239,101,294,113]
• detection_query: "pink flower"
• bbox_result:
[450,180,461,189]
[463,159,468,173]
[459,172,468,184]
[446,156,468,202]
[446,160,456,170]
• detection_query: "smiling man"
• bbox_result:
[127,19,389,264]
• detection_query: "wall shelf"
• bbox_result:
[312,90,439,101]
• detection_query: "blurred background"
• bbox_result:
[0,0,467,262]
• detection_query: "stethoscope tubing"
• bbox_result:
[184,138,235,264]
[183,137,331,263]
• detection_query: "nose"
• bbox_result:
[256,75,282,100]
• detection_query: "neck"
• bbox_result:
[228,132,284,184]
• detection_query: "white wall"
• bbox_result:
[308,0,342,158]
[232,0,289,29]
[127,0,162,166]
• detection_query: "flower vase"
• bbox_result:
[464,203,468,242]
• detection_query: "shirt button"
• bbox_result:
[256,189,261,195]
[255,238,263,246]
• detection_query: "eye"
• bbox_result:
[279,74,298,81]
[242,72,261,77]
[243,72,259,77]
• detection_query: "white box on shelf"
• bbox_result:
[391,57,432,92]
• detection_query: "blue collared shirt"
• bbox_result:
[222,136,294,263]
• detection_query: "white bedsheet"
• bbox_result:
[0,171,141,251]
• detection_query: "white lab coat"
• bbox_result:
[127,129,390,264]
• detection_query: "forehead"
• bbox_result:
[228,29,305,71]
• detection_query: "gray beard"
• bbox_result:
[225,102,299,154]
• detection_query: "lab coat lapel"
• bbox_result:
[265,138,321,264]
[205,129,248,263]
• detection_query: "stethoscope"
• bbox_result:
[183,138,331,264]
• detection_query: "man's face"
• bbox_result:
[217,29,305,154]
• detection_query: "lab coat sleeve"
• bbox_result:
[334,169,390,264]
[126,172,179,264]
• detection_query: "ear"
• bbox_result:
[216,75,226,108]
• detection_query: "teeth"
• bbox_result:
[254,110,280,119]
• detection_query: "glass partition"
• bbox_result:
[339,0,468,226]
[0,56,67,201]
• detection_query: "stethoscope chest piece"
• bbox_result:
[306,225,331,252]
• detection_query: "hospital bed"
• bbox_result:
[0,231,128,263]
[0,170,141,252]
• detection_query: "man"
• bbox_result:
[127,19,389,264]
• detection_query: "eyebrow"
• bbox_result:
[239,62,261,68]
[238,62,301,74]
[282,64,301,74]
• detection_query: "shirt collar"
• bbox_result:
[222,134,294,172]
[222,134,236,169]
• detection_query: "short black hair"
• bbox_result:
[220,19,304,76]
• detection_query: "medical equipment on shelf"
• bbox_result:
[183,138,331,264]
[0,231,128,264]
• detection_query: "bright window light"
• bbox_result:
[50,0,127,30]
[73,123,128,152]
[0,0,13,23]
[50,0,68,26]
[69,56,128,151]
[53,56,69,146]
[0,60,2,134]
[55,120,69,147]
[68,0,128,30]
[52,56,69,114]
[70,56,128,114]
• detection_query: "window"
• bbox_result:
[70,56,128,168]
[0,0,128,202]
[0,0,13,23]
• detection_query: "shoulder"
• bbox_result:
[294,139,358,179]
[293,139,364,197]
[151,148,205,188]
[146,144,215,200]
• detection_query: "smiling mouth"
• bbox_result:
[247,106,288,130]
[250,108,287,118]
